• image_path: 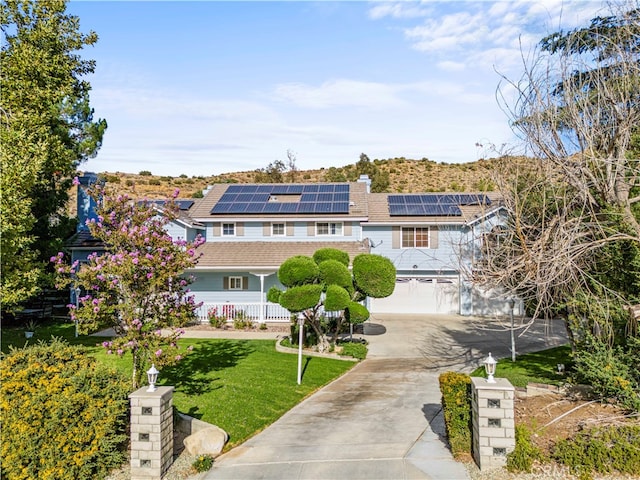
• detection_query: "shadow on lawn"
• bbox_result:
[161,340,254,396]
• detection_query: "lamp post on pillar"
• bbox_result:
[297,312,304,385]
[483,353,497,383]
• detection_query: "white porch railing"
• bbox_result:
[197,302,292,324]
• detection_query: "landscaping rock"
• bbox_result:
[183,426,228,457]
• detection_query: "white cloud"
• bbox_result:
[367,1,432,20]
[437,60,466,72]
[272,79,407,109]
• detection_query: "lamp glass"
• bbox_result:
[483,353,497,383]
[146,364,159,392]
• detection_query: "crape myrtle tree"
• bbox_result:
[267,248,395,352]
[1,0,107,310]
[53,183,203,388]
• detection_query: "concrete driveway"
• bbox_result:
[197,314,568,480]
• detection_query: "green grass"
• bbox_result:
[470,346,573,388]
[1,319,354,449]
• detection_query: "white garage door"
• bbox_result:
[370,277,460,314]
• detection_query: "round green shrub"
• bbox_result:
[0,339,130,480]
[324,285,351,311]
[279,284,323,312]
[266,286,282,303]
[278,256,319,287]
[345,301,370,324]
[352,254,396,298]
[318,259,352,288]
[313,248,349,266]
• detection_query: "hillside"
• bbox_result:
[90,157,500,201]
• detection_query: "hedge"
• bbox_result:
[438,371,472,458]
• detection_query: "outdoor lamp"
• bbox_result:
[508,298,515,310]
[297,312,305,385]
[146,364,159,392]
[483,353,497,383]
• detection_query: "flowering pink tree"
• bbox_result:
[53,183,204,388]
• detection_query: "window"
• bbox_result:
[272,223,285,236]
[316,222,342,236]
[223,276,247,290]
[222,223,235,236]
[401,227,429,248]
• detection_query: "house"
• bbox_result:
[69,173,517,322]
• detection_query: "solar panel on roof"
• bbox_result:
[210,183,352,214]
[300,193,317,202]
[387,193,488,216]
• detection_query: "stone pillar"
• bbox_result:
[471,377,515,471]
[129,386,175,480]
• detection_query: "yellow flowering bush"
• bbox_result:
[0,339,129,480]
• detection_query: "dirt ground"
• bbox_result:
[515,389,638,456]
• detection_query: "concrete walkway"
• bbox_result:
[189,314,568,480]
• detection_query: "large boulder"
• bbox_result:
[183,425,229,457]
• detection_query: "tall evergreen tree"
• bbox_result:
[1,0,106,309]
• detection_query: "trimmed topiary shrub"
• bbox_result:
[438,371,472,458]
[352,254,395,298]
[278,256,319,287]
[313,248,349,266]
[0,339,130,480]
[279,284,323,312]
[345,301,369,324]
[267,286,282,303]
[318,260,353,289]
[324,285,351,311]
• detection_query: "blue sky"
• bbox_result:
[68,1,603,176]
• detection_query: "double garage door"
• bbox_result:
[370,276,460,315]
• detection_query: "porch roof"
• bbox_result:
[193,241,369,269]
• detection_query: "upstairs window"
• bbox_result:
[402,227,429,248]
[316,222,342,236]
[222,223,235,236]
[272,223,285,236]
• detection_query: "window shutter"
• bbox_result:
[286,223,294,236]
[392,226,400,249]
[307,222,315,236]
[223,276,229,290]
[213,223,221,237]
[263,223,271,236]
[344,222,352,236]
[430,227,439,249]
[236,222,244,236]
[242,276,249,290]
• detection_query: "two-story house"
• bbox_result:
[68,173,516,322]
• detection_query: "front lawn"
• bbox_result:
[1,320,355,449]
[470,345,573,387]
